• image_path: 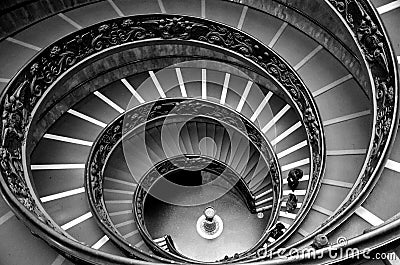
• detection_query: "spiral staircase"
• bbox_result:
[0,0,399,264]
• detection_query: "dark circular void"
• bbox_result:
[143,169,270,262]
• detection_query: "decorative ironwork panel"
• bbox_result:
[0,14,328,263]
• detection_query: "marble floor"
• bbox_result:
[144,174,270,262]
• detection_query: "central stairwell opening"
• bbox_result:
[144,167,270,261]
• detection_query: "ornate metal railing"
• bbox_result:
[0,14,324,264]
[1,0,365,92]
[275,0,399,253]
[133,154,261,260]
[86,98,282,262]
[326,0,398,219]
[153,235,182,256]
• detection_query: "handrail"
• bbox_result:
[154,235,183,257]
[86,98,282,263]
[133,154,260,261]
[0,14,324,264]
[0,0,363,92]
[122,117,262,213]
[278,0,399,253]
[0,0,396,264]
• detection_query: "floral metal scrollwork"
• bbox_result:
[86,98,281,261]
[325,0,397,223]
[0,14,324,256]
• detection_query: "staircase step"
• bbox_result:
[64,1,119,28]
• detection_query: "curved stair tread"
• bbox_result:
[0,0,399,263]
